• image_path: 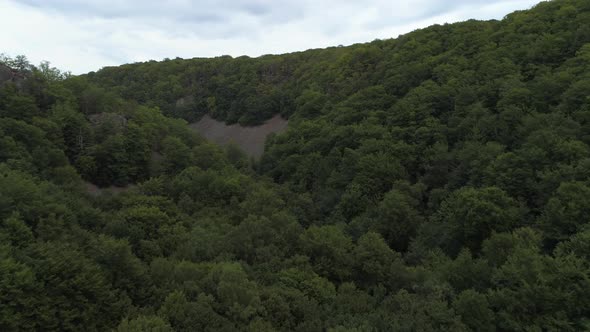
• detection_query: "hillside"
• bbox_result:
[87,0,589,127]
[1,0,590,331]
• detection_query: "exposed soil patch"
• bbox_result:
[85,182,134,196]
[189,114,288,158]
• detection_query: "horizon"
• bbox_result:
[2,0,540,74]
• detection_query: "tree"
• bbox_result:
[353,232,408,289]
[381,289,468,331]
[0,213,33,248]
[368,188,423,251]
[300,225,354,281]
[117,316,173,332]
[539,181,590,246]
[432,187,524,255]
[0,246,39,331]
[158,291,224,332]
[160,136,192,175]
[27,243,130,330]
[453,290,495,332]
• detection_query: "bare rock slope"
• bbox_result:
[190,114,288,158]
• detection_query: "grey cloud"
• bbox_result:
[359,0,529,31]
[15,0,305,40]
[15,0,302,23]
[14,0,513,40]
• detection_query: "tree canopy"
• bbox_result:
[1,0,590,330]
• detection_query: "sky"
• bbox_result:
[1,0,542,74]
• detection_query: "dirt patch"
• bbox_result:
[189,114,288,158]
[85,182,134,196]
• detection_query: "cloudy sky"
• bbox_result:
[1,0,541,74]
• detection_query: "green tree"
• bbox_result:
[539,181,590,245]
[160,136,192,174]
[432,187,524,254]
[300,225,354,281]
[453,290,495,332]
[117,315,173,332]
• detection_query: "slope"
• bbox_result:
[1,0,590,331]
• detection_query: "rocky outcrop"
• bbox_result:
[0,64,12,84]
[0,64,26,87]
[189,114,288,159]
[88,112,128,129]
[175,95,195,109]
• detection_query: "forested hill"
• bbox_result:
[1,0,590,331]
[87,0,589,126]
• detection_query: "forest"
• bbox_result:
[1,0,590,330]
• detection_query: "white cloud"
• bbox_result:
[0,0,540,74]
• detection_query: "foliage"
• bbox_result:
[1,1,590,330]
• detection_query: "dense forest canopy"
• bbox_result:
[1,0,590,330]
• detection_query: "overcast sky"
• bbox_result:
[1,0,541,74]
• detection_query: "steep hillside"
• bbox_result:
[87,0,590,126]
[1,0,590,331]
[87,0,590,244]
